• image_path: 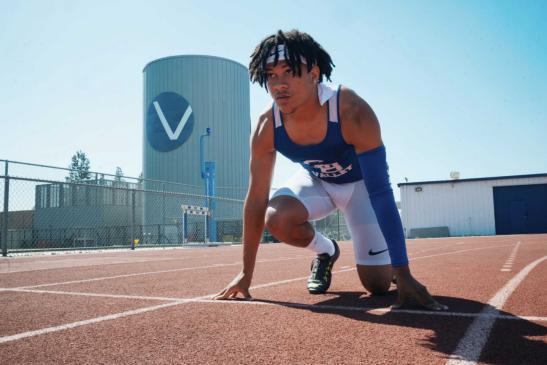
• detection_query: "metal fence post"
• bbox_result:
[161,182,165,245]
[131,190,136,250]
[181,212,186,245]
[204,210,208,244]
[157,224,161,245]
[2,161,9,256]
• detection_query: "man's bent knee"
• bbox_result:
[356,264,392,295]
[264,207,287,235]
[265,196,308,234]
[362,281,391,295]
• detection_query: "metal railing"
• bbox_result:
[0,159,350,255]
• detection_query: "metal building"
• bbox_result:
[398,173,547,238]
[142,55,250,241]
[32,180,144,248]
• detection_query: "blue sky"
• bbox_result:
[1,0,546,197]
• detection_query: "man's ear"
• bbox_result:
[309,64,320,83]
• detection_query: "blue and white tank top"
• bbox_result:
[273,84,363,184]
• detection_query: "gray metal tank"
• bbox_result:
[142,55,250,242]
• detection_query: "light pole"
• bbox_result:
[199,128,216,242]
[200,127,211,180]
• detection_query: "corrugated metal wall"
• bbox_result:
[142,55,250,225]
[399,176,547,237]
[143,55,250,196]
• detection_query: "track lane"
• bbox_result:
[0,235,544,364]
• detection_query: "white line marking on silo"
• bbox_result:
[153,102,192,140]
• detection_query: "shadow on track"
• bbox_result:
[252,291,546,365]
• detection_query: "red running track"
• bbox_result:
[0,234,545,364]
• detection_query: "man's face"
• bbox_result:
[265,61,319,114]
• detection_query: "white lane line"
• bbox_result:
[256,253,351,263]
[250,268,356,291]
[0,267,357,344]
[1,251,544,345]
[0,268,355,303]
[446,255,547,365]
[190,299,547,322]
[3,288,181,302]
[4,287,545,322]
[11,263,241,289]
[516,316,547,321]
[408,242,466,256]
[0,301,183,344]
[1,244,512,293]
[500,241,521,272]
[3,256,315,291]
[410,244,514,262]
[0,291,218,345]
[0,251,239,274]
[0,268,358,345]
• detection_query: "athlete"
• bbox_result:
[214,29,447,311]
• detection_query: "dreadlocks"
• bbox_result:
[249,29,335,88]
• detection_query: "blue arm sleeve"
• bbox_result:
[357,146,409,266]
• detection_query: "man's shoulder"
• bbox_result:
[337,85,381,148]
[256,104,275,135]
[338,86,377,122]
[251,105,275,153]
[258,104,274,124]
[338,86,366,114]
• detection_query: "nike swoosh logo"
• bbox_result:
[153,101,193,140]
[368,248,388,256]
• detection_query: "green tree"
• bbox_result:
[67,150,91,181]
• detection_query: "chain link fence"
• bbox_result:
[0,160,350,255]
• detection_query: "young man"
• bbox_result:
[214,30,447,311]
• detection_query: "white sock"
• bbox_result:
[306,231,335,256]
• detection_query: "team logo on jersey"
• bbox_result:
[303,160,353,178]
[146,92,195,152]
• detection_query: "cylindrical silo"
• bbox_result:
[142,55,250,242]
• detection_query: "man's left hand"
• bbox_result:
[393,266,448,311]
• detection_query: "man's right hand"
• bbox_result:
[212,109,274,301]
[212,272,253,300]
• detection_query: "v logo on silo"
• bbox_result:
[153,101,192,140]
[146,92,195,152]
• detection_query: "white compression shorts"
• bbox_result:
[271,168,391,266]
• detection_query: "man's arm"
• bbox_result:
[339,87,408,265]
[339,87,447,310]
[239,116,276,282]
[213,110,276,300]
